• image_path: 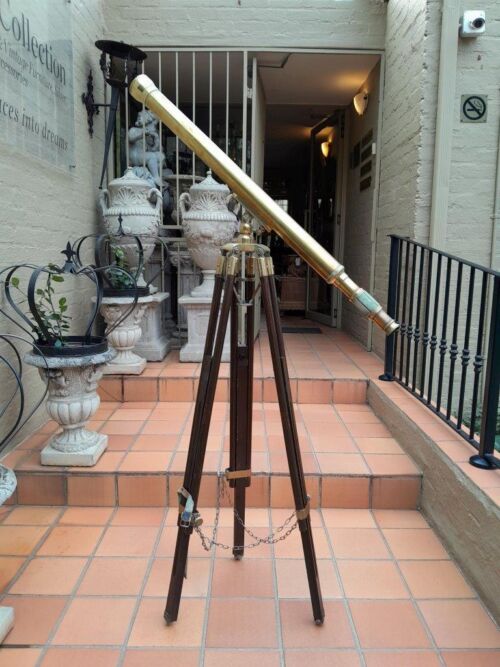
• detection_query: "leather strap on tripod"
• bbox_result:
[225,468,251,481]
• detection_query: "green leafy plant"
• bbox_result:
[461,404,500,452]
[9,271,71,347]
[106,246,135,289]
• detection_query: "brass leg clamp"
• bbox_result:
[295,496,310,521]
[177,487,203,529]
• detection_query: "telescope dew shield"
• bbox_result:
[129,74,398,335]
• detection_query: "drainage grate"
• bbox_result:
[281,326,322,334]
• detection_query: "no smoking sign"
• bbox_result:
[461,95,488,123]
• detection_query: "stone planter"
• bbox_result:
[99,295,153,374]
[180,171,237,297]
[0,466,15,642]
[0,465,16,505]
[99,168,162,290]
[24,349,115,467]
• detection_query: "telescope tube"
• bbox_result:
[130,74,398,335]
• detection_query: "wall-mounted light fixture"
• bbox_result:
[321,140,332,159]
[82,40,147,188]
[353,92,369,116]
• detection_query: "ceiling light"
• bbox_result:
[353,92,369,116]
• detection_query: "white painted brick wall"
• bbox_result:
[342,61,381,346]
[103,0,387,50]
[0,1,107,447]
[448,0,500,268]
[372,0,429,356]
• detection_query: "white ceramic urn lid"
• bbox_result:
[107,167,154,194]
[188,170,229,198]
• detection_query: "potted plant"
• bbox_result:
[0,242,127,466]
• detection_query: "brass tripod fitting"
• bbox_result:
[237,221,253,244]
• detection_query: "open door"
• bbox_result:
[306,112,345,326]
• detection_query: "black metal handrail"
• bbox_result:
[381,235,500,470]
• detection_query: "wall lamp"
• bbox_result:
[81,40,147,188]
[321,140,332,159]
[353,92,369,116]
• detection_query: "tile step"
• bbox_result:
[99,376,368,404]
[7,470,421,510]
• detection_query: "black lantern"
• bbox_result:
[81,40,147,187]
[0,240,138,358]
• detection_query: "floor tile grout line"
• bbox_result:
[318,506,366,666]
[268,504,285,667]
[117,505,170,666]
[197,400,228,665]
[166,401,197,474]
[296,404,321,477]
[198,491,219,667]
[375,514,447,664]
[33,503,121,667]
[260,405,285,666]
[0,507,65,606]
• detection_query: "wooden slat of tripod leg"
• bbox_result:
[260,268,325,625]
[164,269,235,624]
[229,270,255,559]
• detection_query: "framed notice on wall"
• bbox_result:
[0,0,74,169]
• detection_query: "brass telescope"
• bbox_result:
[130,74,398,335]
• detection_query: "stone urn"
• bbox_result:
[24,349,115,466]
[0,465,16,506]
[98,295,153,374]
[179,171,238,297]
[99,168,162,289]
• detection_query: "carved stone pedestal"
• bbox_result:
[178,293,230,362]
[99,296,152,375]
[24,349,115,467]
[134,292,171,361]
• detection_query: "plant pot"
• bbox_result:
[24,348,115,466]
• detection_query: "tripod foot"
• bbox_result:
[315,618,324,626]
[233,554,243,561]
[164,611,177,626]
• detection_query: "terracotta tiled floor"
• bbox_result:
[8,401,411,476]
[4,401,421,509]
[97,323,379,404]
[0,505,498,665]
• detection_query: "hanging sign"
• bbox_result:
[461,95,488,123]
[0,0,74,168]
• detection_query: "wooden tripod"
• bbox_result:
[164,224,325,625]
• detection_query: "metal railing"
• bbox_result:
[381,235,500,470]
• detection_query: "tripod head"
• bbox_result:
[129,74,398,336]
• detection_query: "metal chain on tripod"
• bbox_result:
[194,471,298,552]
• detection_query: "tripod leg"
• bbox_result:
[164,257,237,624]
[228,259,254,559]
[258,256,325,625]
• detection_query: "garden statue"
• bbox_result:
[128,109,165,187]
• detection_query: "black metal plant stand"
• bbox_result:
[164,222,324,626]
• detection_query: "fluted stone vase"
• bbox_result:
[24,349,115,466]
[99,295,153,374]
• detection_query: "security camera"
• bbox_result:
[459,10,486,37]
